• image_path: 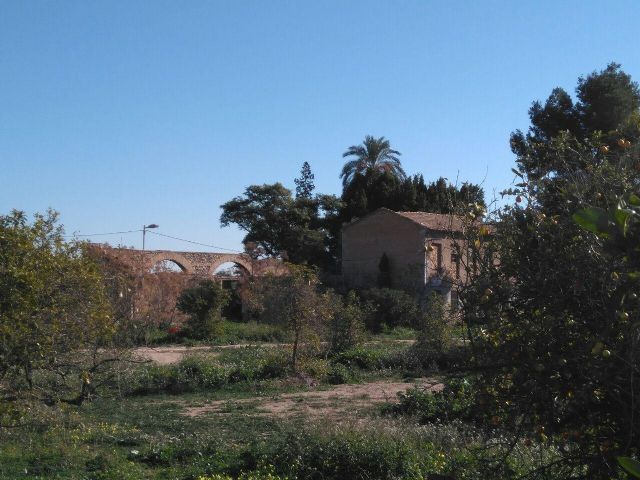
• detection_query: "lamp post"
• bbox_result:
[142,224,159,251]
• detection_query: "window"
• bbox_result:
[432,243,442,272]
[451,252,460,278]
[450,290,460,311]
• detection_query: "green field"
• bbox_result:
[0,340,563,480]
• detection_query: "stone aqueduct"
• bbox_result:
[96,246,282,277]
[144,250,254,276]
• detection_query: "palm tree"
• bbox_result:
[340,135,405,188]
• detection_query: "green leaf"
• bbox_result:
[573,207,610,235]
[614,208,632,236]
[618,457,640,478]
[628,194,640,207]
[628,271,640,281]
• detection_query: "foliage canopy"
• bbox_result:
[220,182,342,268]
[340,135,405,188]
[462,63,640,478]
[0,210,117,406]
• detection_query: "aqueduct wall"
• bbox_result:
[91,245,282,277]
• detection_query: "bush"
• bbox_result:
[217,321,290,344]
[127,349,290,395]
[294,357,331,380]
[383,377,477,424]
[326,363,357,384]
[245,266,333,372]
[177,280,231,340]
[332,343,415,372]
[377,325,418,340]
[327,291,367,353]
[407,292,458,369]
[198,466,287,480]
[267,427,430,479]
[358,288,422,332]
[332,345,389,370]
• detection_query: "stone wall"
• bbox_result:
[89,245,282,277]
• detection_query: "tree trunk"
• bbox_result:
[291,328,300,373]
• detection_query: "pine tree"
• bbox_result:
[294,162,315,199]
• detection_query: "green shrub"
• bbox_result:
[333,344,389,370]
[418,292,454,352]
[215,348,290,381]
[326,363,357,384]
[177,279,230,339]
[198,465,288,480]
[358,288,422,331]
[377,325,418,340]
[327,291,367,353]
[332,343,415,374]
[267,427,430,479]
[294,357,330,379]
[405,292,460,370]
[383,377,477,424]
[127,349,290,395]
[217,321,290,344]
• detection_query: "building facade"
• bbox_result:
[341,208,469,303]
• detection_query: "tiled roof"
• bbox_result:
[395,211,466,232]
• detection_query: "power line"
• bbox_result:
[65,227,242,254]
[147,230,242,253]
[66,229,143,238]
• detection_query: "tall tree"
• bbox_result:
[462,64,640,477]
[294,161,315,199]
[340,135,405,188]
[220,183,341,268]
[340,171,485,223]
[511,62,640,180]
[0,210,119,407]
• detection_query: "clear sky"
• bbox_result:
[1,1,638,252]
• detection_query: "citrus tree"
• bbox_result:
[0,210,117,409]
[461,64,640,477]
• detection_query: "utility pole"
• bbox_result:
[142,224,159,251]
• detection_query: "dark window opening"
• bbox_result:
[451,252,460,278]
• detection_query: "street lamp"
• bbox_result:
[142,224,159,250]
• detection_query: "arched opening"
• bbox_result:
[212,261,249,320]
[149,259,186,274]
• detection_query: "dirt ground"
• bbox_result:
[133,346,216,364]
[182,379,442,420]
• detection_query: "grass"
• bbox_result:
[142,321,418,348]
[0,390,563,479]
[372,326,418,341]
[143,321,290,347]
[0,342,572,479]
[216,321,291,344]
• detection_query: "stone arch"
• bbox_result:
[208,254,253,277]
[145,252,192,274]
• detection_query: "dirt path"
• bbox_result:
[132,344,289,364]
[182,379,442,419]
[133,340,416,365]
[132,346,215,364]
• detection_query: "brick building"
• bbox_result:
[341,208,469,304]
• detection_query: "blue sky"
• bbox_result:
[1,1,638,252]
